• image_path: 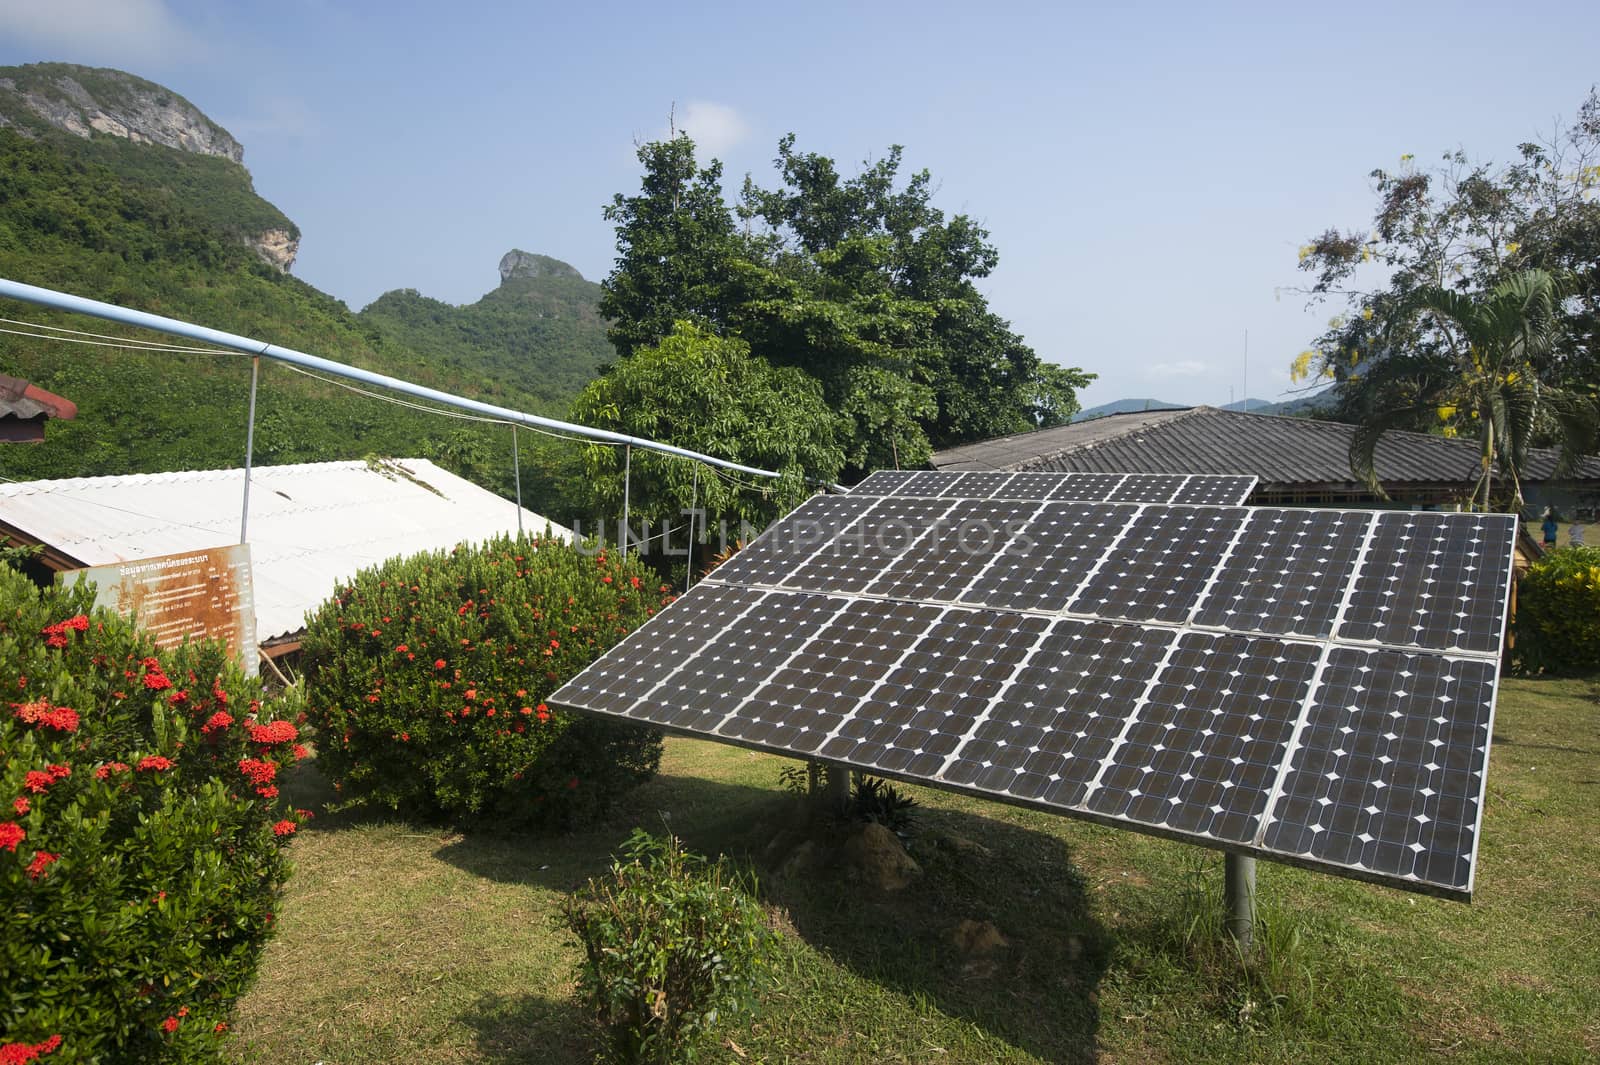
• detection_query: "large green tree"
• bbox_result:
[1346,269,1596,511]
[598,135,1093,474]
[1292,92,1600,432]
[568,321,846,535]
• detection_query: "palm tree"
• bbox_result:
[1347,268,1599,512]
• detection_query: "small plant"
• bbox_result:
[561,829,772,1064]
[1154,852,1316,1032]
[1513,545,1600,674]
[850,775,918,833]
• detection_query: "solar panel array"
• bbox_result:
[852,469,1258,506]
[552,472,1515,899]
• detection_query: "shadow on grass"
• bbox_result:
[437,771,1109,1065]
[457,991,593,1065]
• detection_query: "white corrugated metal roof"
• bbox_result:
[0,458,571,644]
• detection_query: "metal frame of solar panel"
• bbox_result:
[551,471,1514,900]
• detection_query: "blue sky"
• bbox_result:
[1,0,1595,410]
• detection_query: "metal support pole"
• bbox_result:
[826,763,852,813]
[1224,852,1256,950]
[240,355,260,544]
[621,443,632,553]
[684,465,699,595]
[511,424,523,536]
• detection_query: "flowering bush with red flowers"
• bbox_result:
[0,563,302,1063]
[302,533,670,826]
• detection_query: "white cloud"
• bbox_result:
[669,100,749,158]
[220,96,323,141]
[0,0,193,63]
[1144,359,1208,379]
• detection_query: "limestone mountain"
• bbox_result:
[0,65,598,517]
[360,251,612,408]
[0,62,299,271]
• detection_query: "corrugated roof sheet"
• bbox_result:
[932,406,1600,485]
[0,458,570,644]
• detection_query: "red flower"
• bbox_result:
[13,797,29,815]
[0,822,24,852]
[142,670,172,693]
[95,762,129,779]
[12,700,79,733]
[0,1033,62,1063]
[256,785,279,799]
[247,720,297,745]
[161,1016,179,1034]
[26,850,59,879]
[201,711,234,734]
[238,758,277,785]
[22,772,53,795]
[272,820,297,837]
[167,689,189,706]
[291,744,309,761]
[434,659,447,670]
[136,756,173,773]
[566,777,579,790]
[46,764,70,781]
[394,643,408,653]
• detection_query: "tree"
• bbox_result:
[1345,269,1596,511]
[597,137,747,359]
[1292,92,1600,427]
[567,321,847,534]
[598,135,1093,476]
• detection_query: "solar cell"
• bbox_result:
[1067,505,1245,624]
[709,493,874,587]
[1259,648,1497,894]
[959,502,1139,613]
[554,471,1514,899]
[864,499,1041,603]
[1105,473,1189,503]
[890,470,959,498]
[850,469,918,496]
[940,618,1174,804]
[551,582,763,717]
[847,469,1257,505]
[783,497,954,595]
[628,590,851,734]
[1044,472,1126,501]
[1337,512,1516,654]
[1083,633,1322,843]
[818,607,1052,777]
[715,597,945,756]
[1173,475,1256,506]
[1190,509,1371,638]
[1000,472,1080,499]
[939,471,1016,497]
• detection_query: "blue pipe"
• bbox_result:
[0,277,782,480]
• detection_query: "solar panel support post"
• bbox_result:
[240,354,260,545]
[621,444,632,554]
[826,762,851,812]
[512,425,523,536]
[1224,853,1256,950]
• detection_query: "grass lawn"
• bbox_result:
[227,676,1599,1063]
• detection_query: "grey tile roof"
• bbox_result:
[931,406,1600,487]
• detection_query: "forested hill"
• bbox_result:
[360,250,612,408]
[0,63,598,516]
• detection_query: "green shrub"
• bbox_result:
[561,830,772,1064]
[301,533,670,826]
[0,564,301,1063]
[1514,545,1600,674]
